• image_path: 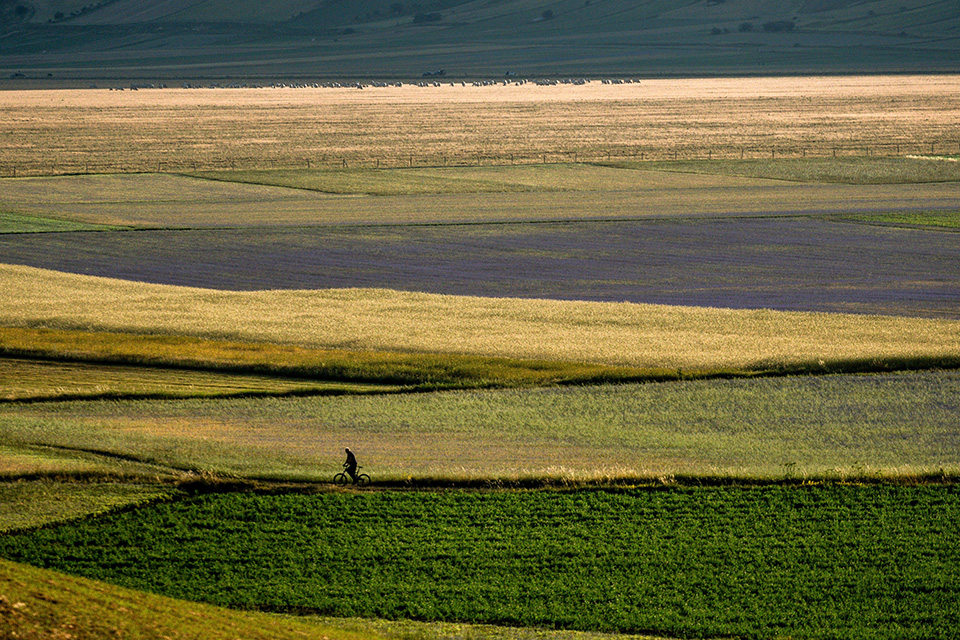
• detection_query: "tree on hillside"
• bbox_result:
[763,20,795,32]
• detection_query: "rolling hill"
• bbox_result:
[0,0,958,84]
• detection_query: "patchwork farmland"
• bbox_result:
[1,76,960,640]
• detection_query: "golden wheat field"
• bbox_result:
[3,263,958,371]
[2,75,960,175]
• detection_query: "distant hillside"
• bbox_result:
[0,0,958,84]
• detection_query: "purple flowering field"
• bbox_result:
[2,215,957,318]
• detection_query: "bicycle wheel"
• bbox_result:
[333,472,350,486]
[356,473,371,486]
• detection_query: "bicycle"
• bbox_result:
[333,466,371,486]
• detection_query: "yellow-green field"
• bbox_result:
[0,558,387,640]
[0,356,403,402]
[3,264,957,371]
[3,369,957,483]
[0,481,170,531]
[5,164,960,229]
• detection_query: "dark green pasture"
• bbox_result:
[1,485,957,640]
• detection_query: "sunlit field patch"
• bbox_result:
[0,327,657,391]
[0,559,382,640]
[2,264,958,371]
[839,210,960,230]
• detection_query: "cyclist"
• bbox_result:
[343,447,359,484]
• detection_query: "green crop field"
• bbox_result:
[2,485,957,640]
[0,558,675,640]
[0,211,124,234]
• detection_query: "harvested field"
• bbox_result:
[2,76,960,175]
[2,215,958,318]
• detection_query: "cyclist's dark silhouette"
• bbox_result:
[344,447,358,483]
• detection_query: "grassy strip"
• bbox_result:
[183,164,673,196]
[0,558,383,640]
[0,211,128,234]
[4,326,960,397]
[3,368,958,489]
[602,156,960,184]
[0,442,184,482]
[183,159,960,196]
[0,356,398,402]
[0,326,689,390]
[836,210,960,230]
[2,486,957,639]
[184,167,560,196]
[0,480,170,532]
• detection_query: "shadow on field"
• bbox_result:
[172,471,960,496]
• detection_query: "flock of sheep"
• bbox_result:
[104,76,644,91]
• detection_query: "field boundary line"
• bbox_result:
[4,140,960,178]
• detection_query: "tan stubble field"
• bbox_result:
[2,74,960,175]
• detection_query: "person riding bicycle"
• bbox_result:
[343,447,358,484]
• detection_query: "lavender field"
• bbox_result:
[2,215,957,318]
